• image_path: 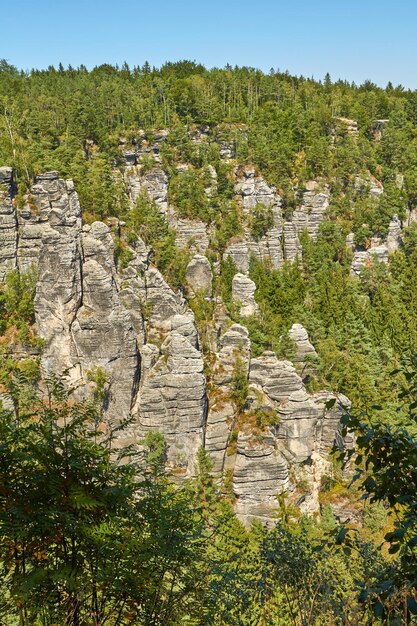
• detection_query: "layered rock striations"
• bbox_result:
[1,119,406,523]
[0,166,348,524]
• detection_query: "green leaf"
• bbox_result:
[373,601,384,618]
[358,589,368,603]
[407,596,417,615]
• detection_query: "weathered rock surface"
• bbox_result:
[0,166,350,522]
[232,273,259,317]
[292,182,330,240]
[205,324,251,473]
[213,323,251,387]
[0,171,204,467]
[250,353,304,402]
[223,167,284,270]
[126,166,169,212]
[283,221,302,262]
[145,266,185,329]
[170,216,210,253]
[186,255,213,297]
[351,244,389,275]
[234,166,281,214]
[288,323,317,365]
[233,434,289,524]
[0,167,17,280]
[386,215,402,253]
[355,175,384,199]
[29,176,140,422]
[135,330,206,471]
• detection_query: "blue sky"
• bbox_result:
[2,0,416,88]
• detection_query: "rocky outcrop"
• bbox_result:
[283,222,302,262]
[28,175,140,423]
[277,389,322,462]
[232,273,259,317]
[237,348,348,522]
[386,215,402,253]
[214,323,251,386]
[122,129,169,166]
[351,243,389,275]
[0,167,350,523]
[145,266,185,329]
[288,324,317,367]
[223,241,251,273]
[292,182,330,240]
[186,255,213,297]
[0,167,17,280]
[355,175,384,199]
[249,353,304,402]
[223,225,284,271]
[126,166,169,212]
[223,166,284,270]
[71,223,140,420]
[233,434,289,524]
[234,166,281,214]
[169,216,210,253]
[0,171,204,469]
[135,329,206,471]
[205,324,251,473]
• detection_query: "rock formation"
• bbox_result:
[186,255,213,297]
[292,182,330,240]
[232,273,259,317]
[0,164,350,525]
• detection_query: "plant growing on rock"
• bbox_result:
[231,356,249,413]
[250,202,275,241]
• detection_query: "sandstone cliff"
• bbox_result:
[0,157,357,524]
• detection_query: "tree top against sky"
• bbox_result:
[1,0,416,88]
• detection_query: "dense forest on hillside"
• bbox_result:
[1,59,417,623]
[2,58,417,412]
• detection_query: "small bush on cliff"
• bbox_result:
[168,168,211,221]
[0,267,42,348]
[231,356,249,413]
[250,202,274,241]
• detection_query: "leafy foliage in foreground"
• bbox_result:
[337,356,417,623]
[1,369,415,625]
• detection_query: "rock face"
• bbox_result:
[126,166,169,212]
[234,166,281,214]
[232,273,259,317]
[135,329,206,470]
[386,215,402,253]
[230,346,348,525]
[0,167,349,524]
[233,434,289,523]
[205,323,251,473]
[224,166,284,270]
[186,255,213,297]
[0,171,205,471]
[288,324,317,367]
[283,222,302,262]
[351,243,389,275]
[28,174,140,422]
[170,216,210,253]
[0,167,17,280]
[292,182,330,240]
